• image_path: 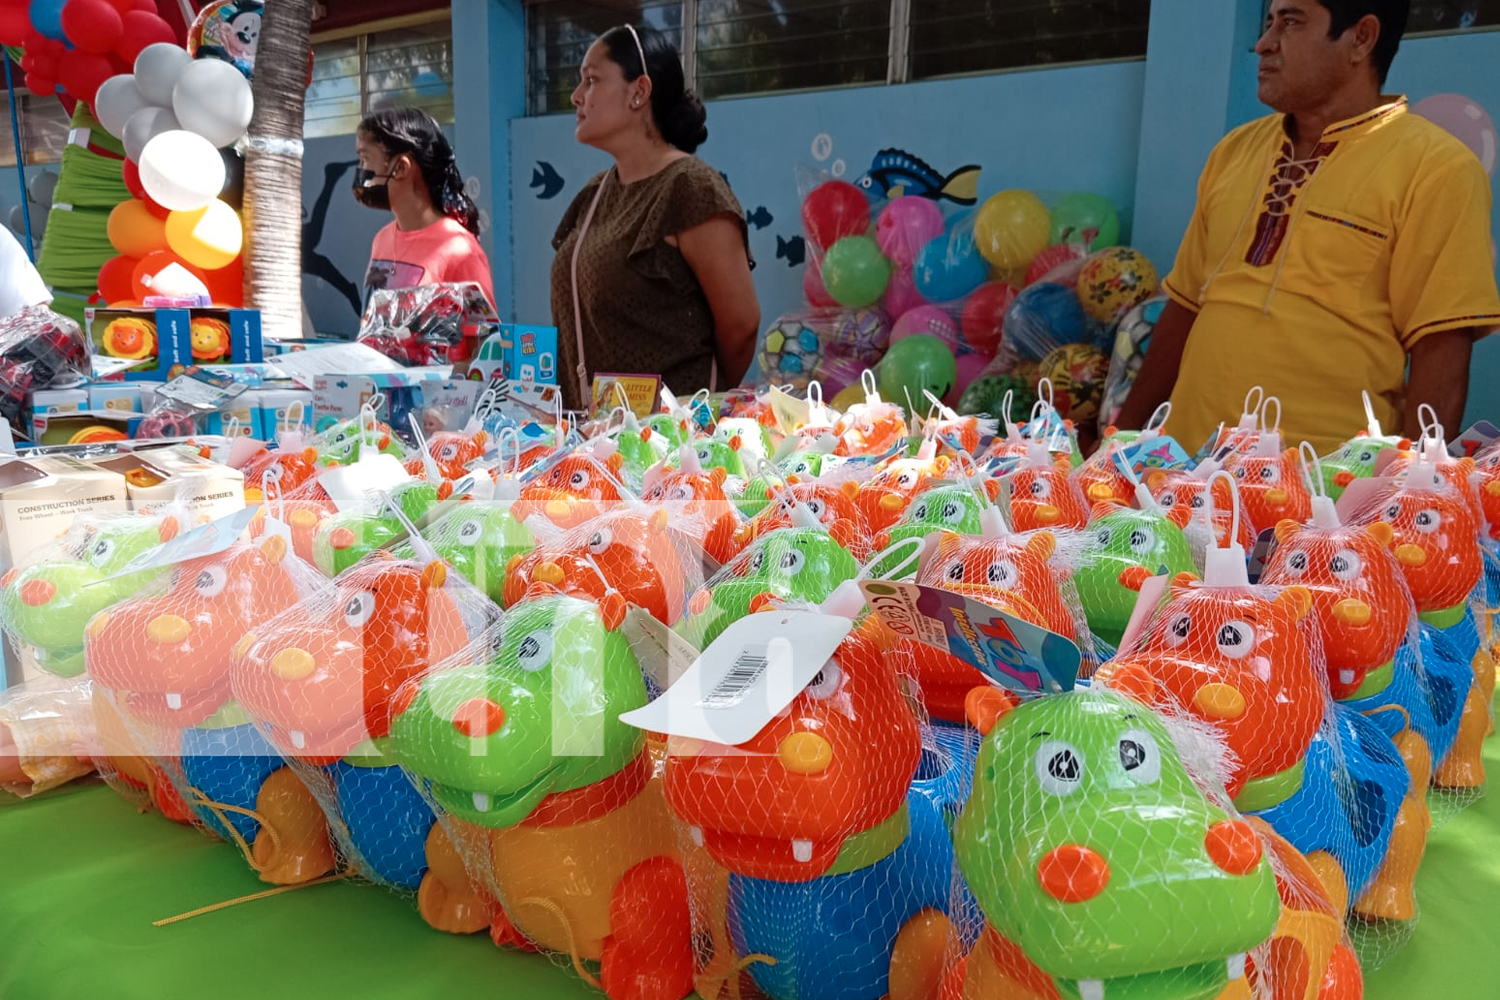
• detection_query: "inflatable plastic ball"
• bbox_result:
[974,190,1050,271]
[876,196,945,266]
[1039,343,1110,426]
[1048,192,1120,250]
[1024,242,1090,287]
[958,373,1037,420]
[758,316,825,383]
[802,180,870,251]
[1100,296,1165,431]
[914,224,988,303]
[959,281,1017,357]
[1077,246,1159,323]
[876,334,957,408]
[822,235,892,309]
[1004,282,1091,361]
[891,304,962,354]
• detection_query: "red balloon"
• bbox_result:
[98,254,140,303]
[103,0,133,10]
[115,10,174,63]
[62,0,123,55]
[32,53,58,79]
[122,158,144,199]
[801,181,870,252]
[960,281,1019,359]
[0,3,29,47]
[24,74,57,98]
[130,0,157,10]
[59,52,114,105]
[202,255,243,306]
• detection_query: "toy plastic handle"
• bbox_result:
[861,368,881,405]
[1145,400,1172,434]
[1202,469,1249,587]
[1240,385,1264,427]
[1362,389,1382,438]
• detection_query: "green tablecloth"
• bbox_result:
[2,744,1498,999]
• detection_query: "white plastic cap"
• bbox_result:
[1204,542,1250,588]
[1311,495,1341,529]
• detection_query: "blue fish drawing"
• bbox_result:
[746,206,773,230]
[776,235,806,268]
[531,161,565,200]
[854,149,982,205]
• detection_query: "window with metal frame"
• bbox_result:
[1261,0,1500,35]
[305,13,456,138]
[524,0,1151,114]
[0,89,70,168]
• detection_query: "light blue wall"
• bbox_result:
[508,60,1147,334]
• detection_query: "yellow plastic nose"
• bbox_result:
[1332,598,1372,626]
[879,493,905,511]
[86,611,111,641]
[290,509,319,529]
[1264,488,1289,506]
[1486,481,1500,497]
[778,732,834,774]
[1086,483,1116,502]
[544,499,573,521]
[233,632,257,659]
[146,614,192,646]
[1395,544,1428,568]
[270,647,317,681]
[1193,683,1247,720]
[1035,504,1060,524]
[532,562,566,587]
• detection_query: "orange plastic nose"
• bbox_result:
[1334,471,1355,487]
[1205,820,1263,875]
[532,562,565,587]
[688,588,712,616]
[1332,598,1372,626]
[872,532,892,552]
[19,579,54,607]
[0,568,17,589]
[1395,544,1428,568]
[329,526,357,550]
[290,509,319,529]
[1486,480,1500,498]
[452,698,506,738]
[544,499,573,521]
[1037,844,1110,902]
[777,732,833,774]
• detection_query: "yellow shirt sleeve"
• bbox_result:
[1391,151,1500,348]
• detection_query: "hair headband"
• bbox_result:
[623,23,651,89]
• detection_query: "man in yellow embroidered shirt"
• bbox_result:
[1119,0,1500,454]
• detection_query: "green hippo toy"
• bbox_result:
[312,480,449,578]
[714,417,775,466]
[388,595,695,1000]
[314,415,409,467]
[643,413,689,451]
[1318,434,1406,501]
[0,512,180,677]
[396,500,535,608]
[871,483,997,553]
[678,526,860,651]
[1073,501,1196,648]
[954,690,1281,1000]
[666,436,747,480]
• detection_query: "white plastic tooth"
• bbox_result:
[473,792,491,813]
[791,839,814,863]
[1078,980,1104,1000]
[165,693,182,711]
[1227,954,1247,981]
[689,826,704,846]
[1339,670,1356,687]
[289,730,306,750]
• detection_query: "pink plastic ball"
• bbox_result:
[891,305,962,355]
[883,264,926,318]
[952,352,990,400]
[877,196,946,267]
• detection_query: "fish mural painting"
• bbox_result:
[854,149,983,205]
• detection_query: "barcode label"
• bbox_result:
[697,648,769,709]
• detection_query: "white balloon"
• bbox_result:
[171,59,254,149]
[122,106,181,163]
[134,43,194,108]
[94,75,150,140]
[139,130,226,212]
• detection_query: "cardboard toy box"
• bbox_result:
[85,307,264,381]
[88,446,245,521]
[311,368,454,433]
[470,324,559,386]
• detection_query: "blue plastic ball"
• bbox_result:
[913,226,988,303]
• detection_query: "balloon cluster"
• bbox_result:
[92,19,255,309]
[761,173,1159,433]
[0,0,176,104]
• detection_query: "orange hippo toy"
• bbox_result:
[735,479,872,560]
[502,507,698,626]
[855,452,951,536]
[641,446,744,566]
[511,445,628,531]
[1226,445,1313,532]
[405,430,489,482]
[1007,444,1091,532]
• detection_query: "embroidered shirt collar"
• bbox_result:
[1281,95,1407,144]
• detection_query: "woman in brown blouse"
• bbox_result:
[551,24,760,412]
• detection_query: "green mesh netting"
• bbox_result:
[36,105,128,324]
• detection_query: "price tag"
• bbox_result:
[156,368,248,411]
[860,580,1079,695]
[618,610,853,746]
[1115,573,1170,653]
[1112,434,1192,480]
[319,453,414,514]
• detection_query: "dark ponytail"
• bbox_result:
[358,107,482,235]
[601,24,708,155]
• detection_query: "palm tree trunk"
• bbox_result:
[242,0,313,340]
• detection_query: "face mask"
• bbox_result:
[352,166,394,211]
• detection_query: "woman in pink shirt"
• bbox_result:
[354,107,496,315]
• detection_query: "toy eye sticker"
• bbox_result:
[1029,478,1052,499]
[195,566,228,598]
[1164,612,1192,647]
[1330,548,1362,581]
[1035,740,1084,796]
[986,560,1018,590]
[1128,526,1156,555]
[1283,549,1308,576]
[1215,619,1256,659]
[343,590,376,628]
[515,629,553,673]
[588,527,613,554]
[1414,508,1441,534]
[804,659,842,700]
[1118,728,1162,785]
[942,501,966,525]
[778,548,806,577]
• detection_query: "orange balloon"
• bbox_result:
[132,250,207,302]
[106,199,169,259]
[165,200,243,271]
[98,255,140,304]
